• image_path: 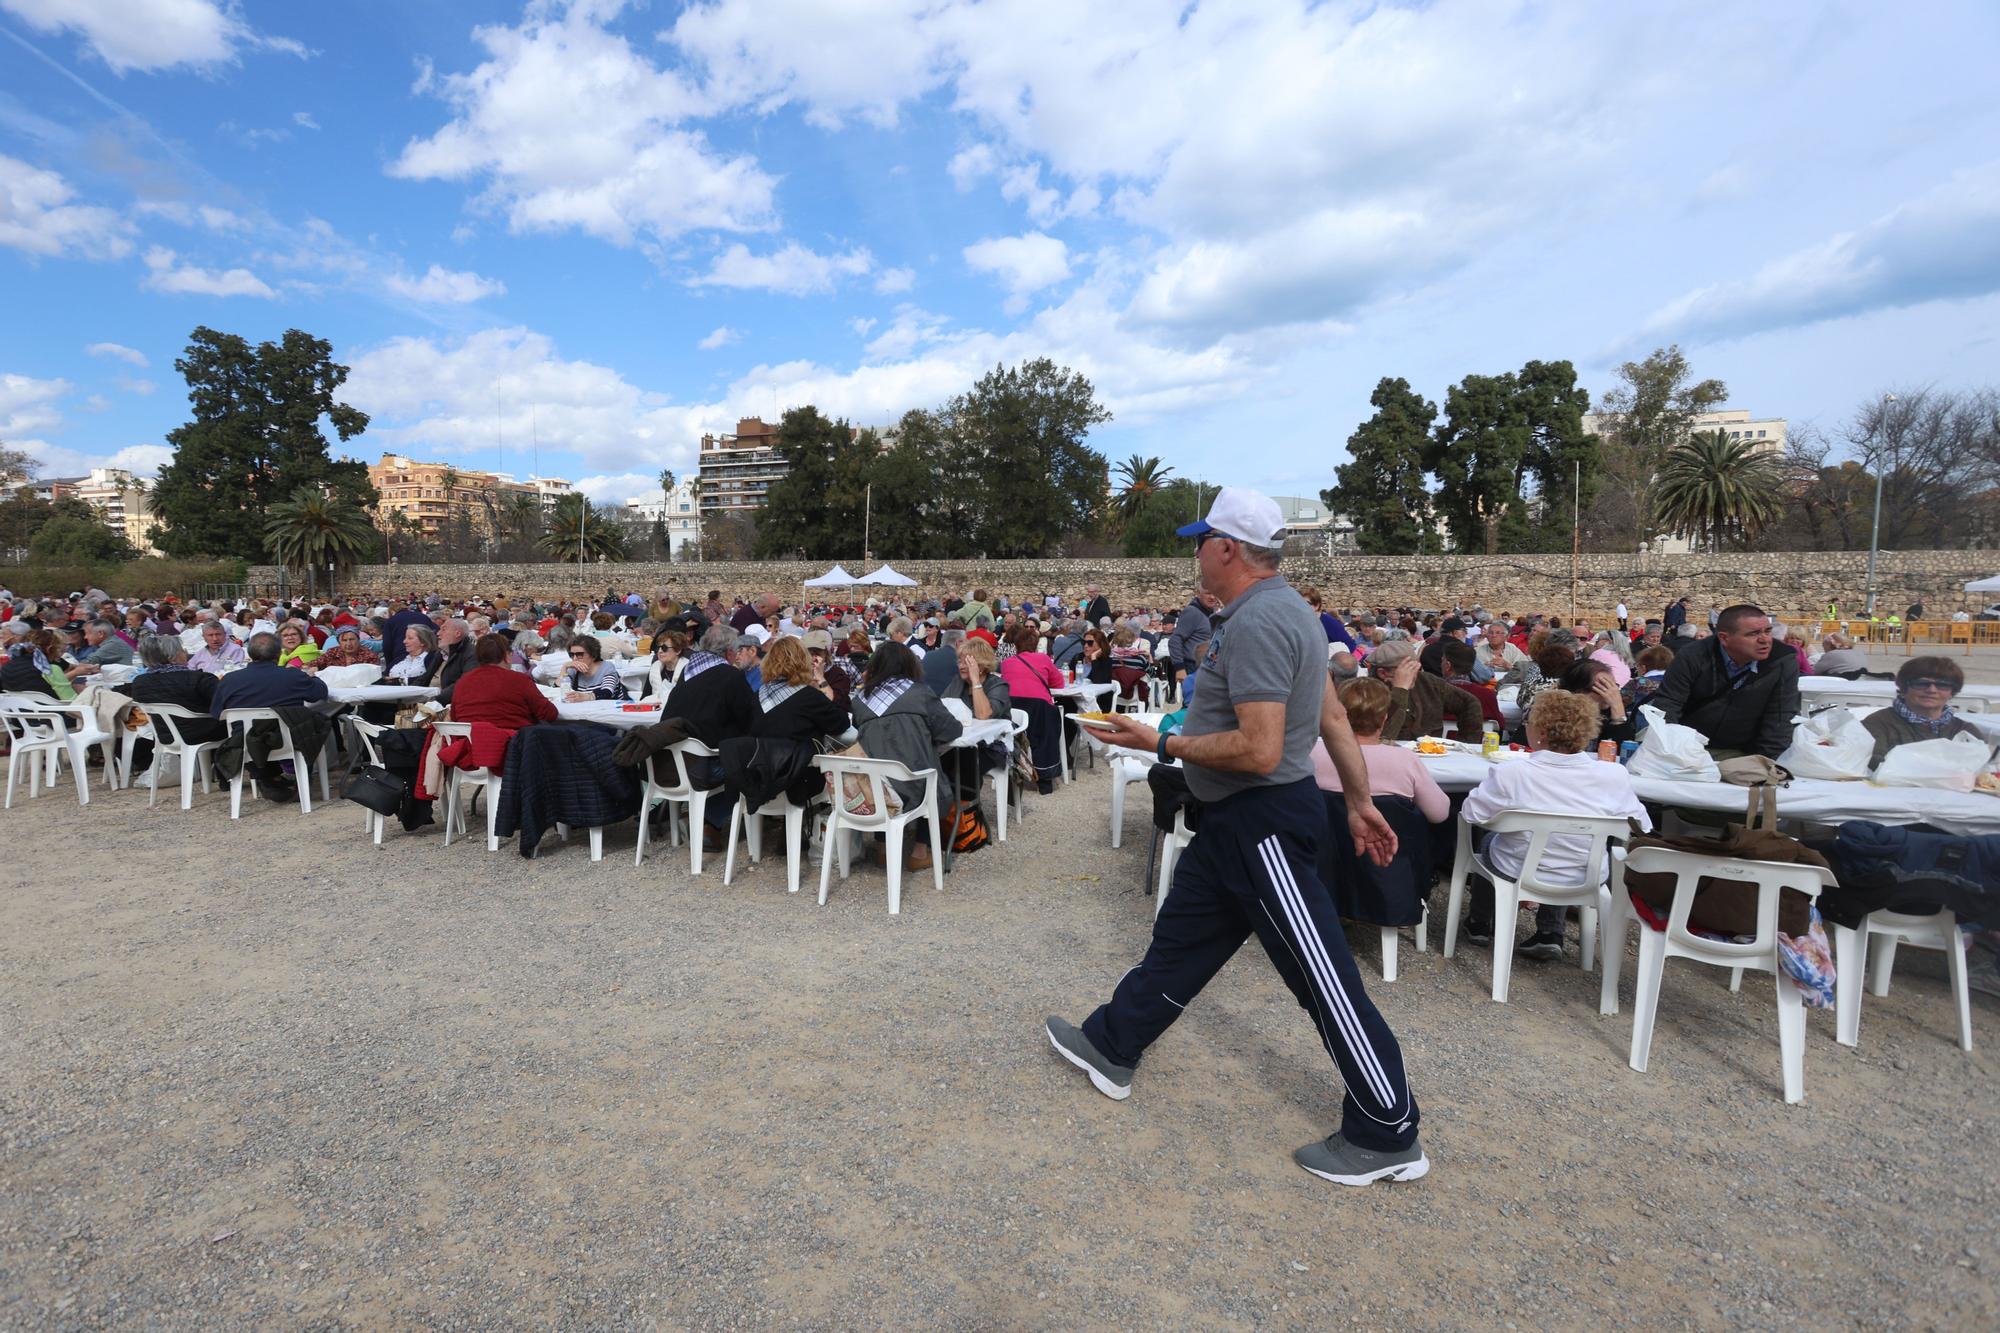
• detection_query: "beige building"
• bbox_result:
[75,467,163,555]
[1580,408,1787,456]
[624,476,703,559]
[368,453,551,537]
[696,417,786,517]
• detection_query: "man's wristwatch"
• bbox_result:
[1157,732,1173,762]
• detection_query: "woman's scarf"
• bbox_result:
[857,675,917,715]
[1892,696,1958,733]
[681,650,727,680]
[759,680,804,710]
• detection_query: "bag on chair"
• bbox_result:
[1621,787,1826,937]
[824,741,902,817]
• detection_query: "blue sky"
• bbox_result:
[4,0,2000,508]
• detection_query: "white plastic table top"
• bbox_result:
[555,699,665,730]
[325,684,439,705]
[1394,739,2000,836]
[1801,676,2000,703]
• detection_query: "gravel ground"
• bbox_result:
[3,742,1997,1330]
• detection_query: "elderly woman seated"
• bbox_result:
[1812,631,1869,679]
[1459,689,1651,959]
[113,634,224,776]
[1310,676,1449,822]
[388,626,439,684]
[645,629,689,700]
[451,632,558,734]
[1863,656,1984,767]
[2,626,76,698]
[277,621,320,669]
[561,634,630,701]
[851,641,963,872]
[752,636,849,741]
[316,624,381,668]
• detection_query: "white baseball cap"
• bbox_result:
[1177,486,1285,546]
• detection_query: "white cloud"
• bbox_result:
[575,471,664,504]
[385,262,507,304]
[1637,163,2000,344]
[0,0,304,75]
[293,111,320,131]
[698,326,740,350]
[85,341,148,367]
[689,242,873,296]
[669,0,949,129]
[947,143,997,191]
[872,266,915,295]
[0,154,133,259]
[134,200,251,232]
[391,1,774,246]
[963,231,1070,311]
[115,376,155,396]
[140,245,277,298]
[0,372,70,439]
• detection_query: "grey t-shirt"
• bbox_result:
[1181,575,1326,803]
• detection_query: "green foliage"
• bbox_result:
[151,326,376,562]
[1121,479,1206,557]
[865,410,974,560]
[5,557,245,599]
[1323,378,1437,554]
[265,486,377,577]
[0,490,95,562]
[29,513,136,564]
[1654,428,1783,552]
[753,407,875,557]
[1588,344,1727,546]
[536,493,629,563]
[1423,360,1595,555]
[948,359,1111,557]
[1113,455,1175,524]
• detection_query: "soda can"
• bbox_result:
[1619,740,1639,765]
[1597,740,1617,762]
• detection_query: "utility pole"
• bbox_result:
[864,482,873,563]
[1570,459,1580,625]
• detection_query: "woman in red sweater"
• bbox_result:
[451,633,559,735]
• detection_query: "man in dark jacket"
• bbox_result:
[432,618,475,704]
[1652,603,1798,759]
[1168,590,1215,681]
[381,598,435,669]
[1082,585,1112,628]
[209,632,330,795]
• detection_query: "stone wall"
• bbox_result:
[249,550,1998,620]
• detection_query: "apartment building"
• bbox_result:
[1580,408,1787,456]
[74,467,163,554]
[368,453,552,536]
[696,417,786,517]
[624,475,703,558]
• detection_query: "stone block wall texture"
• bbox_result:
[249,550,1997,620]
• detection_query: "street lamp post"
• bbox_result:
[1864,394,1896,617]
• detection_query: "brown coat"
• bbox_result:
[1383,670,1485,742]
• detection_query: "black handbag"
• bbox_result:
[343,764,406,816]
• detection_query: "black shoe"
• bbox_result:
[1516,929,1565,961]
[1461,918,1494,948]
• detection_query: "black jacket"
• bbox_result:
[1083,595,1112,627]
[116,669,224,743]
[660,660,759,748]
[752,686,849,744]
[495,722,641,857]
[434,638,474,704]
[1652,638,1800,759]
[1,649,59,698]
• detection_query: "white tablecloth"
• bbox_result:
[325,685,438,705]
[1397,741,2000,836]
[556,699,665,730]
[1801,676,2000,704]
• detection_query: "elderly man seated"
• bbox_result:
[63,618,134,680]
[209,631,330,799]
[1651,602,1799,759]
[188,620,248,672]
[1368,639,1484,741]
[658,624,762,847]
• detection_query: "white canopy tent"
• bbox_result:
[1962,575,2000,594]
[859,564,917,587]
[802,565,859,587]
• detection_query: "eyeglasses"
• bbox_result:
[1905,678,1959,693]
[569,650,589,658]
[1195,531,1226,551]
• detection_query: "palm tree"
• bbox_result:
[1654,429,1783,553]
[265,487,376,597]
[1114,455,1175,522]
[536,493,629,563]
[503,492,544,557]
[658,468,677,560]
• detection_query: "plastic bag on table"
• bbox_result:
[1626,704,1721,782]
[1777,706,1873,781]
[1872,731,1994,792]
[317,663,383,689]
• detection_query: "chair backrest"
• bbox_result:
[1619,843,1834,962]
[432,720,473,740]
[1472,808,1632,898]
[347,716,389,766]
[0,697,65,743]
[812,751,933,829]
[653,736,719,796]
[218,706,298,757]
[1807,689,1888,712]
[1319,791,1433,926]
[142,700,209,747]
[1008,707,1029,739]
[1955,695,1989,714]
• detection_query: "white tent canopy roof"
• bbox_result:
[859,564,917,586]
[1962,575,2000,594]
[802,565,859,586]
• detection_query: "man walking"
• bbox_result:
[1046,488,1428,1186]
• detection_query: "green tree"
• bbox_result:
[29,513,135,564]
[754,407,871,557]
[1113,455,1175,524]
[1428,371,1532,554]
[1509,358,1597,554]
[946,358,1111,557]
[1324,377,1436,554]
[863,409,974,560]
[537,493,628,563]
[264,486,377,596]
[1587,344,1726,548]
[1654,429,1783,552]
[1121,478,1206,556]
[151,326,375,562]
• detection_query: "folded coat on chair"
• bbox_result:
[493,722,641,857]
[1316,791,1434,927]
[719,734,824,811]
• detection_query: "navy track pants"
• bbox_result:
[1082,778,1420,1151]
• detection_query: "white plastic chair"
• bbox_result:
[1599,844,1836,1104]
[987,708,1032,841]
[1443,810,1630,1002]
[812,753,943,915]
[1,696,118,806]
[220,706,332,818]
[434,722,512,852]
[723,792,828,895]
[635,738,721,873]
[346,716,393,845]
[1833,910,1973,1052]
[142,702,223,811]
[1376,908,1431,984]
[1061,683,1116,781]
[1108,748,1157,850]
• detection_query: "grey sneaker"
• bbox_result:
[1294,1133,1430,1186]
[1045,1016,1132,1101]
